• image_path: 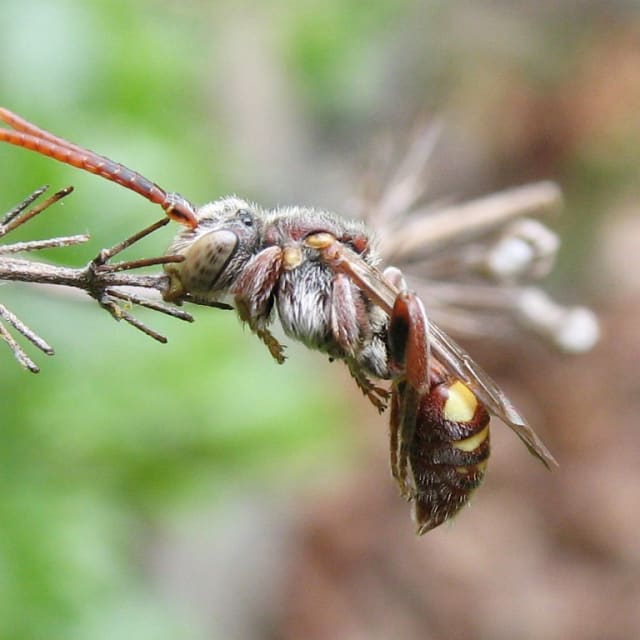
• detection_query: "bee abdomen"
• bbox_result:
[411,380,491,534]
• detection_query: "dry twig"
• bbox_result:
[0,186,193,372]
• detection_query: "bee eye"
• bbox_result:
[238,209,254,227]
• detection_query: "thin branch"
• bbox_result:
[0,234,90,254]
[98,293,169,343]
[0,321,42,372]
[371,121,443,227]
[379,181,563,263]
[99,254,184,273]
[0,255,169,290]
[106,288,193,322]
[0,186,74,237]
[0,184,49,226]
[95,217,170,264]
[0,303,54,354]
[0,186,194,372]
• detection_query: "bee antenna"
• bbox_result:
[0,107,197,229]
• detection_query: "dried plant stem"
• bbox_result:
[0,185,49,226]
[0,186,194,372]
[380,181,562,262]
[95,218,170,264]
[0,321,41,372]
[371,122,443,226]
[0,303,54,354]
[106,288,193,321]
[0,186,74,237]
[102,254,184,273]
[0,235,90,254]
[0,256,168,290]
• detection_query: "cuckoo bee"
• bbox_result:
[162,198,556,532]
[0,108,557,534]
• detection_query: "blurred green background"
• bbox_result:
[1,1,638,639]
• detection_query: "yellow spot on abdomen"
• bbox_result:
[443,381,478,423]
[452,425,489,453]
[455,459,488,475]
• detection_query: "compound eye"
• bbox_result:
[237,209,254,227]
[180,229,239,292]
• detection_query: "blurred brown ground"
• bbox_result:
[276,296,639,640]
[270,18,640,640]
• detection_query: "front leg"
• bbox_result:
[231,246,287,364]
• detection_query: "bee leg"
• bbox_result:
[345,358,389,412]
[315,238,429,493]
[388,383,402,487]
[231,246,287,364]
[330,273,361,357]
[251,320,287,364]
[387,290,431,498]
[330,273,389,411]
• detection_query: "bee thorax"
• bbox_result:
[277,263,332,349]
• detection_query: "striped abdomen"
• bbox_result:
[410,377,490,534]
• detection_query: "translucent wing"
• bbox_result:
[427,321,556,467]
[324,241,557,469]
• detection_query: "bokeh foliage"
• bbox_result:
[1,1,633,638]
[0,1,375,637]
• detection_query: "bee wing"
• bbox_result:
[326,241,557,469]
[427,321,557,468]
